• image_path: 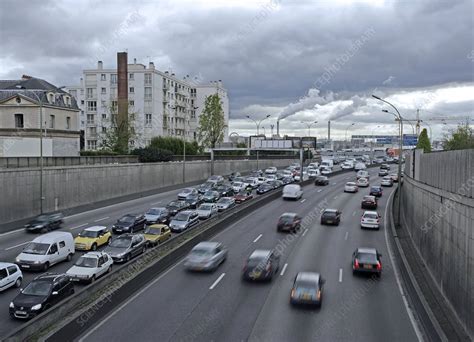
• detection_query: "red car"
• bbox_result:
[234,191,253,204]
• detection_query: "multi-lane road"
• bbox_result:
[74,168,420,342]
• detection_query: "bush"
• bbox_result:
[131,146,173,163]
[149,136,202,155]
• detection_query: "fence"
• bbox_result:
[0,156,139,168]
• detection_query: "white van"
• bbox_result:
[16,232,75,271]
[321,160,334,169]
[282,184,303,200]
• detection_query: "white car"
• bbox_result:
[294,172,309,181]
[282,184,303,200]
[356,170,370,180]
[321,167,332,175]
[196,203,218,219]
[381,176,394,187]
[307,169,320,178]
[344,182,359,193]
[341,162,354,170]
[0,263,22,291]
[66,251,113,283]
[308,162,319,169]
[232,181,246,193]
[357,177,369,187]
[245,177,260,189]
[177,188,198,200]
[360,211,381,229]
[354,162,367,171]
[265,167,277,174]
[265,174,277,181]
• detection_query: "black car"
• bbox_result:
[9,273,74,320]
[361,195,378,209]
[281,176,294,185]
[105,234,147,263]
[277,213,302,233]
[24,213,64,233]
[352,247,382,277]
[228,172,241,182]
[202,190,220,203]
[166,200,190,216]
[144,207,170,225]
[320,209,341,226]
[197,182,217,194]
[184,193,203,209]
[314,176,329,186]
[112,213,146,234]
[242,249,280,281]
[370,186,383,197]
[257,183,273,194]
[215,184,234,197]
[268,180,282,189]
[290,272,325,307]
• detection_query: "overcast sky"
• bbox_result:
[1,0,472,140]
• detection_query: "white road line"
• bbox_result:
[352,211,357,216]
[0,228,24,238]
[344,231,349,240]
[317,189,322,193]
[300,199,306,203]
[280,263,288,276]
[302,228,308,236]
[332,182,337,185]
[253,234,263,243]
[209,273,226,290]
[70,223,89,230]
[152,201,161,205]
[5,241,31,251]
[94,216,109,222]
[339,268,343,282]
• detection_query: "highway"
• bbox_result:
[77,168,419,342]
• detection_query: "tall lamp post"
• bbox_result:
[344,123,355,147]
[300,120,318,137]
[373,95,404,227]
[246,114,270,135]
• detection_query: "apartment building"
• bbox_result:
[66,59,229,150]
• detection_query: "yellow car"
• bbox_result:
[144,224,172,246]
[74,226,112,251]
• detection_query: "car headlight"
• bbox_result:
[35,225,43,228]
[15,258,20,263]
[116,253,125,258]
[9,302,14,309]
[34,260,41,264]
[31,304,42,311]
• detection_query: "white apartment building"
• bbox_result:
[66,60,229,150]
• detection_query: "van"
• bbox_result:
[321,160,334,169]
[282,184,303,200]
[16,232,75,271]
[356,170,370,180]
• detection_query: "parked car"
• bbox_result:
[184,193,203,209]
[282,184,303,200]
[356,177,369,187]
[290,272,325,307]
[370,186,383,197]
[104,234,146,263]
[112,213,146,234]
[66,251,113,283]
[202,190,221,203]
[361,211,381,230]
[277,213,302,233]
[0,263,22,291]
[207,175,224,184]
[352,247,382,277]
[145,207,170,225]
[24,213,64,234]
[195,203,219,219]
[166,200,191,216]
[361,195,378,209]
[9,273,74,320]
[177,188,198,200]
[344,182,359,193]
[184,241,227,272]
[234,190,253,204]
[320,209,341,226]
[314,176,329,186]
[381,176,393,187]
[74,226,112,251]
[143,224,172,246]
[215,184,234,197]
[216,197,236,211]
[169,211,200,232]
[242,249,280,281]
[257,183,273,194]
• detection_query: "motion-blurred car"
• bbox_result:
[105,234,146,263]
[184,242,227,272]
[307,169,320,178]
[381,176,393,187]
[361,195,378,209]
[169,211,199,232]
[268,180,283,189]
[242,249,280,281]
[344,182,358,193]
[352,247,382,277]
[74,226,112,251]
[145,207,170,225]
[320,167,332,176]
[380,164,391,170]
[184,193,203,209]
[0,263,22,292]
[66,252,113,283]
[177,188,198,200]
[356,170,370,180]
[282,184,303,200]
[234,190,253,204]
[370,186,383,197]
[356,177,369,187]
[360,211,381,229]
[354,162,367,171]
[202,190,220,203]
[216,197,236,211]
[281,176,294,185]
[277,213,302,233]
[290,272,325,307]
[195,203,219,219]
[112,214,146,234]
[257,183,273,194]
[314,176,329,186]
[320,209,341,226]
[24,213,64,233]
[143,224,171,246]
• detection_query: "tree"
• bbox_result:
[131,146,173,162]
[443,125,474,151]
[416,128,431,152]
[99,104,139,154]
[197,93,226,148]
[149,136,202,155]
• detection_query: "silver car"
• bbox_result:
[195,203,218,219]
[184,241,227,272]
[104,234,146,263]
[216,197,236,211]
[177,188,198,200]
[169,211,199,233]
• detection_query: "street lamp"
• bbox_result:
[300,120,318,137]
[344,123,355,143]
[246,114,270,135]
[373,95,404,227]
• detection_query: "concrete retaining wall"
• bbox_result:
[0,158,294,225]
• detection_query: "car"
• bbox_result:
[265,166,278,174]
[242,249,280,281]
[202,190,221,203]
[177,188,198,200]
[381,176,393,187]
[228,171,241,182]
[268,180,283,189]
[344,182,359,193]
[145,207,170,225]
[9,273,74,320]
[281,176,294,185]
[380,163,391,170]
[354,162,367,171]
[184,193,203,209]
[361,211,381,229]
[378,169,389,177]
[374,158,385,164]
[282,184,303,200]
[294,171,309,181]
[308,162,319,169]
[352,247,382,277]
[356,170,370,180]
[390,173,399,182]
[314,176,329,186]
[195,203,219,219]
[282,170,294,178]
[265,174,278,182]
[0,263,22,292]
[143,224,172,246]
[234,190,253,203]
[74,226,112,251]
[197,181,217,194]
[277,213,302,233]
[320,209,341,226]
[231,181,247,193]
[257,183,273,194]
[245,177,260,189]
[24,212,64,234]
[184,242,227,272]
[340,162,354,170]
[112,213,146,234]
[66,252,113,283]
[290,272,325,307]
[169,211,200,232]
[207,175,224,184]
[320,167,332,175]
[356,177,369,187]
[166,200,191,216]
[307,168,320,178]
[361,195,378,209]
[104,234,146,263]
[370,186,383,197]
[215,184,235,197]
[216,197,236,211]
[256,176,268,185]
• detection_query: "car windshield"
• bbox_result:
[364,213,378,219]
[295,279,317,290]
[79,230,99,238]
[371,187,381,191]
[145,227,162,235]
[168,202,180,208]
[363,196,374,201]
[233,182,242,187]
[109,238,131,248]
[218,198,230,203]
[279,215,294,224]
[75,256,98,268]
[204,191,216,196]
[118,216,135,223]
[346,182,356,186]
[357,252,378,263]
[174,213,189,221]
[237,191,248,196]
[323,211,337,218]
[147,208,164,215]
[181,189,192,194]
[247,256,267,267]
[199,204,213,210]
[23,242,49,255]
[22,280,52,296]
[31,215,49,223]
[190,247,213,257]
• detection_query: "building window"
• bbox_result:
[129,100,134,107]
[87,140,97,150]
[111,101,118,113]
[129,87,134,93]
[102,113,107,119]
[87,114,95,124]
[145,113,152,126]
[86,88,95,99]
[145,139,151,146]
[14,114,24,128]
[49,115,55,129]
[87,127,97,135]
[130,140,135,147]
[101,87,106,94]
[144,87,152,100]
[87,101,97,111]
[66,117,71,129]
[81,100,85,105]
[102,127,107,133]
[111,74,117,85]
[129,73,134,80]
[101,74,106,81]
[145,73,152,85]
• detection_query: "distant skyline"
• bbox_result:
[1,0,472,140]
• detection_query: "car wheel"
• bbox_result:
[107,265,112,273]
[142,246,146,254]
[43,304,51,311]
[15,277,22,288]
[43,262,50,271]
[69,288,75,295]
[41,227,48,234]
[90,275,96,283]
[67,253,73,261]
[91,243,97,251]
[125,254,131,262]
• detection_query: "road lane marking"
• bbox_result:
[339,268,343,282]
[332,182,337,185]
[253,234,263,243]
[302,228,308,236]
[152,201,161,205]
[317,189,322,193]
[209,273,226,290]
[0,228,23,238]
[352,211,356,216]
[5,241,31,251]
[344,231,349,240]
[280,263,288,276]
[300,199,306,203]
[70,223,89,230]
[94,216,109,222]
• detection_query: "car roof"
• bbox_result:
[249,249,272,259]
[323,209,338,213]
[83,225,107,232]
[280,212,297,217]
[34,273,64,282]
[363,211,378,215]
[363,195,376,199]
[296,272,320,283]
[356,247,378,254]
[32,231,72,242]
[346,182,356,185]
[194,241,220,249]
[179,210,195,215]
[82,251,107,259]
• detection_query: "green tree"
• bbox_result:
[416,128,431,152]
[149,136,202,155]
[197,93,226,148]
[443,125,474,150]
[99,104,138,154]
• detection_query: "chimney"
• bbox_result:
[98,61,103,70]
[277,119,280,136]
[133,58,137,64]
[117,52,129,150]
[21,74,32,80]
[149,62,155,70]
[328,120,331,140]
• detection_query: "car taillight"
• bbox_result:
[354,259,359,268]
[291,289,295,298]
[316,290,321,300]
[376,261,382,270]
[266,263,271,272]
